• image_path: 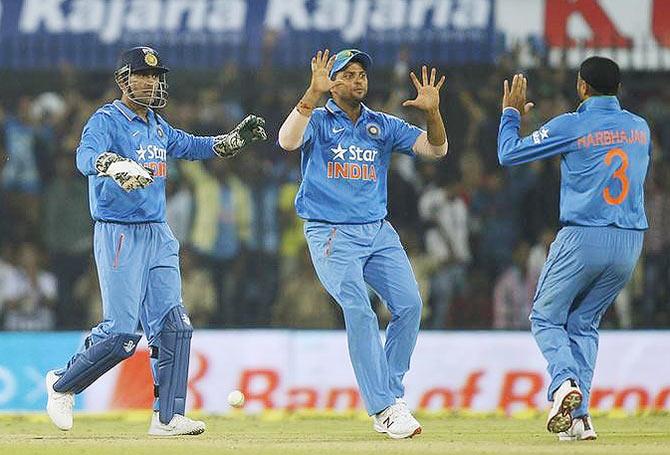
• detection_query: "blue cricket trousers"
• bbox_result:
[61,221,184,388]
[304,220,422,415]
[530,225,643,416]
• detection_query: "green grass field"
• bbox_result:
[1,412,669,455]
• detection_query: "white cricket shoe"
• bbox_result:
[373,398,422,439]
[558,415,598,441]
[546,379,583,433]
[147,412,206,436]
[45,370,74,431]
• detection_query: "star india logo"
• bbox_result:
[331,144,347,160]
[327,143,378,182]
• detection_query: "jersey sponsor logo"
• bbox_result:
[332,126,345,134]
[532,127,549,144]
[327,143,378,182]
[145,161,167,178]
[136,144,168,177]
[577,129,648,149]
[136,144,166,161]
[330,143,378,162]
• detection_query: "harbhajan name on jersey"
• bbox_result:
[577,129,648,149]
[327,143,378,182]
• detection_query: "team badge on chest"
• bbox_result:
[366,122,381,138]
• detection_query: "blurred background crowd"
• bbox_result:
[1,45,669,332]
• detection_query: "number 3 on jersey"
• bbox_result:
[603,147,629,205]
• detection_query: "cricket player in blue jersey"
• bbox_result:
[498,57,650,441]
[45,46,267,436]
[278,49,448,439]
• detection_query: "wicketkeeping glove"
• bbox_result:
[213,114,268,158]
[95,152,154,192]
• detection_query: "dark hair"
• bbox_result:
[579,56,620,95]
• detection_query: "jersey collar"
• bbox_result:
[112,99,140,121]
[112,99,155,123]
[577,96,621,113]
[325,98,371,121]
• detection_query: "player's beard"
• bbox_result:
[351,86,367,102]
[337,88,366,106]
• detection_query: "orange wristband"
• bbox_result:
[297,100,314,115]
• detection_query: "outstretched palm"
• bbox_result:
[309,49,344,95]
[502,73,535,115]
[403,65,445,112]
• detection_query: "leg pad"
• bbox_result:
[158,306,193,424]
[54,332,141,394]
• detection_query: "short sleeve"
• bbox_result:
[387,115,424,156]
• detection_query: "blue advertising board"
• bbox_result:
[0,0,498,69]
[0,332,83,411]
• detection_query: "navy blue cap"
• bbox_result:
[117,46,169,74]
[329,49,372,79]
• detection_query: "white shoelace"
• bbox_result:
[54,393,74,413]
[395,400,416,420]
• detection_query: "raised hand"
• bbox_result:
[309,49,344,95]
[237,114,267,144]
[402,66,445,113]
[502,73,534,115]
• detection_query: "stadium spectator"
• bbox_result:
[1,96,41,236]
[272,246,340,329]
[179,246,216,328]
[181,159,248,326]
[642,161,670,326]
[1,48,669,330]
[418,164,471,329]
[42,152,92,329]
[492,242,532,330]
[2,242,56,331]
[165,168,193,244]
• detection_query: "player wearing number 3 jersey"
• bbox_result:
[497,57,651,440]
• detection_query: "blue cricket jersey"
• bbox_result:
[76,100,216,223]
[498,96,650,230]
[294,99,423,223]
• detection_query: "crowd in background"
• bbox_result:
[1,46,669,331]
